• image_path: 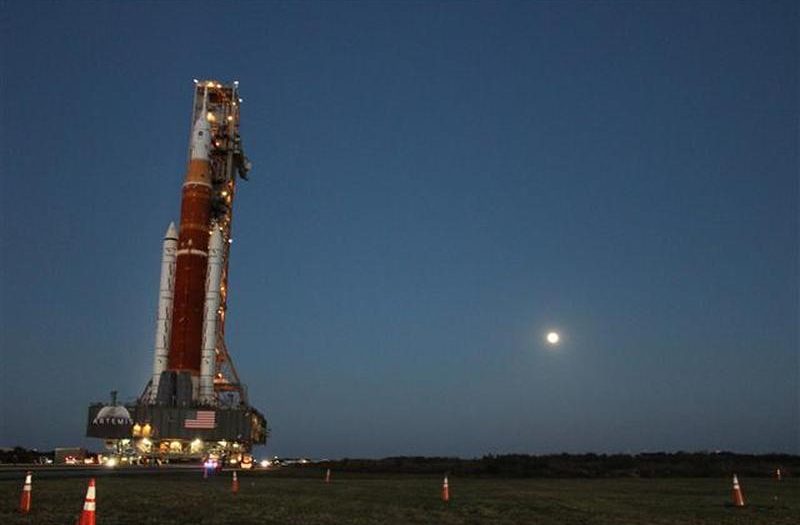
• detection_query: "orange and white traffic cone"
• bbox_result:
[775,468,782,481]
[78,478,96,525]
[232,470,239,493]
[19,471,32,513]
[731,474,745,507]
[441,475,450,502]
[325,468,331,483]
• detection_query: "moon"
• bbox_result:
[546,331,560,345]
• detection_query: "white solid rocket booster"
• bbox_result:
[199,226,224,404]
[150,222,178,402]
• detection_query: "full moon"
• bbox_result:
[546,332,560,344]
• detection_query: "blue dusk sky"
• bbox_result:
[1,1,797,457]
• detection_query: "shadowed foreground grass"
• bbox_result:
[1,470,797,524]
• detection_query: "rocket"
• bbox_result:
[86,80,267,452]
[150,88,222,406]
[199,227,224,403]
[169,89,212,377]
[149,222,177,401]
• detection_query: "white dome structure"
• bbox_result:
[92,405,133,426]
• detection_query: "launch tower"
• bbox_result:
[87,81,267,462]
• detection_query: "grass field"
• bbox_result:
[1,470,797,524]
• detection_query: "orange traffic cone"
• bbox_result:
[441,475,450,502]
[731,474,745,507]
[232,470,239,493]
[325,468,331,483]
[78,478,96,525]
[776,468,782,481]
[19,471,32,513]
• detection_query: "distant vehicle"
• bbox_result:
[269,458,283,467]
[203,456,222,473]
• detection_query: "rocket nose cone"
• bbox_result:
[165,222,178,240]
[193,112,211,134]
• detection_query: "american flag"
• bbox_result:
[184,411,216,429]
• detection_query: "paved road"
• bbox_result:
[0,464,210,481]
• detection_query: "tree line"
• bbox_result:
[318,452,797,478]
